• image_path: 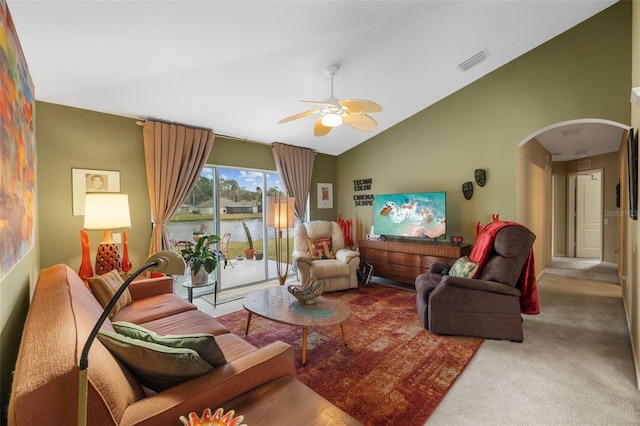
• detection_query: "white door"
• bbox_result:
[575,173,602,258]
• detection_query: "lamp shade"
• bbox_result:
[267,196,295,228]
[84,193,131,230]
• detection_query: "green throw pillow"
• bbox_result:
[97,330,213,391]
[86,270,132,318]
[111,321,226,367]
[448,256,479,278]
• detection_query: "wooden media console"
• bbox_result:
[358,239,471,285]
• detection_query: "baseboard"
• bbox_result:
[622,296,640,389]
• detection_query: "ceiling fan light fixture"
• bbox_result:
[322,113,343,127]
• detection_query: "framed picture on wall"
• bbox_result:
[72,168,120,216]
[317,183,333,209]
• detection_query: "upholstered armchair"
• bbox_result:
[293,220,360,292]
[415,224,536,342]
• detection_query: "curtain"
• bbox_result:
[271,142,315,222]
[143,120,214,255]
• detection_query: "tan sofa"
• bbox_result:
[8,264,295,425]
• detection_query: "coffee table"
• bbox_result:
[243,286,351,366]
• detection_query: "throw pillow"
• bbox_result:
[111,321,226,367]
[448,256,479,278]
[97,330,213,392]
[307,236,336,259]
[86,270,132,318]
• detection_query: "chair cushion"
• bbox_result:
[111,321,227,366]
[308,236,336,259]
[448,256,479,278]
[97,330,213,391]
[309,259,351,278]
[86,270,132,318]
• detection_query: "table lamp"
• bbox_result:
[84,192,131,275]
[267,196,295,285]
[77,250,186,426]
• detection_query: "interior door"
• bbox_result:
[575,172,602,258]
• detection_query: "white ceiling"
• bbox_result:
[7,0,624,158]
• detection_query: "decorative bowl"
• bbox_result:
[288,276,325,304]
[179,407,246,426]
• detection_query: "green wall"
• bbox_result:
[336,1,630,243]
[35,103,337,270]
[2,1,635,418]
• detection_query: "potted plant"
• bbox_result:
[179,234,227,285]
[242,221,256,260]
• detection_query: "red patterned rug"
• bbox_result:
[216,284,483,426]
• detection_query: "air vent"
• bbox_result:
[458,49,490,71]
[578,160,591,170]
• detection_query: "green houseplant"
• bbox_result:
[179,234,227,285]
[242,221,256,260]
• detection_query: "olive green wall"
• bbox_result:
[517,138,552,275]
[626,0,640,388]
[35,103,337,270]
[336,1,631,249]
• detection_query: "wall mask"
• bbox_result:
[462,181,473,200]
[475,169,487,187]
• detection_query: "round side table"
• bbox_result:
[182,280,217,305]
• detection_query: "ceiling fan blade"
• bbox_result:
[343,112,378,132]
[313,117,332,137]
[278,109,318,124]
[301,100,337,108]
[339,99,383,113]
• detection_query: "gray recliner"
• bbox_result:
[415,224,536,342]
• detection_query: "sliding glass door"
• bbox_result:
[166,165,291,299]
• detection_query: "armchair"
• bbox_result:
[293,220,360,292]
[415,223,536,342]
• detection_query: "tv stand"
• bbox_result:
[358,239,471,285]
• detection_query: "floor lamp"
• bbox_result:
[77,250,185,426]
[267,196,295,285]
[83,192,131,275]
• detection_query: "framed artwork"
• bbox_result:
[1,2,35,279]
[317,183,333,209]
[72,168,120,216]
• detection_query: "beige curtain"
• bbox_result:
[143,121,214,255]
[271,142,315,222]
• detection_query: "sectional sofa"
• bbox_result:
[8,264,295,425]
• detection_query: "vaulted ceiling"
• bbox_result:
[8,0,622,158]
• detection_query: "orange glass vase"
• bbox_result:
[78,230,93,280]
[121,231,132,274]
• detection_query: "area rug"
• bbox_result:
[215,284,483,426]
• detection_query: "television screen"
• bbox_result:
[373,191,446,239]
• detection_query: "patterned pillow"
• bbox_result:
[307,237,336,259]
[448,256,479,278]
[87,270,132,318]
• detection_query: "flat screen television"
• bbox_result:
[373,191,446,239]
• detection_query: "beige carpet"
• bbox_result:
[427,260,640,425]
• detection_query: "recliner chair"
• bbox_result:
[415,224,536,342]
[293,220,360,292]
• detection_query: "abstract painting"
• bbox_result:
[1,0,36,278]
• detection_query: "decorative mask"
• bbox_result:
[462,181,473,200]
[475,169,487,187]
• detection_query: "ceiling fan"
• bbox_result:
[278,65,383,137]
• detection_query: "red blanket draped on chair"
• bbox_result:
[469,221,540,315]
